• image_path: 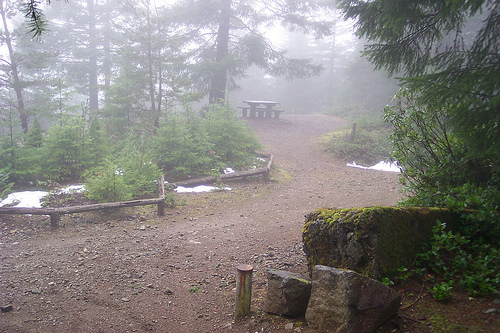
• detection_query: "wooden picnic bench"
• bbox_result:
[239,100,284,119]
[238,107,284,119]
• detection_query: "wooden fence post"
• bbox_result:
[350,122,357,141]
[235,264,253,320]
[50,213,60,229]
[158,174,165,217]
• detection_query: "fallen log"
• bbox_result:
[171,154,273,187]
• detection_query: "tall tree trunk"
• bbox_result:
[155,56,162,129]
[209,0,231,104]
[88,0,99,113]
[0,0,28,134]
[103,0,111,108]
[154,4,162,130]
[146,1,157,127]
[329,10,337,108]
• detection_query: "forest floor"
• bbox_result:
[1,114,498,333]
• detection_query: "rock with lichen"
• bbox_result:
[302,207,463,279]
[266,268,312,317]
[305,265,401,333]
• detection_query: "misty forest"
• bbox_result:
[0,0,401,191]
[0,0,499,323]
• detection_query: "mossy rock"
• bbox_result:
[302,207,463,280]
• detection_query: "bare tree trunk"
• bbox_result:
[0,0,28,134]
[146,1,157,128]
[88,0,99,113]
[154,5,162,130]
[155,54,162,129]
[209,0,231,104]
[103,0,112,108]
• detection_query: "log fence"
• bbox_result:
[0,175,166,229]
[0,154,273,229]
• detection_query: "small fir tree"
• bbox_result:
[86,116,107,168]
[26,117,43,148]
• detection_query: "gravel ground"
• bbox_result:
[1,114,404,332]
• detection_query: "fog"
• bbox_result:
[0,0,398,130]
[231,26,398,115]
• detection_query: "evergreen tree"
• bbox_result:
[26,117,43,148]
[44,120,84,181]
[20,0,49,38]
[86,116,106,168]
[42,0,117,114]
[171,0,336,104]
[339,0,499,156]
[340,0,500,296]
[105,1,192,133]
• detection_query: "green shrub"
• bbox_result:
[84,162,132,203]
[154,105,262,181]
[204,104,262,170]
[154,116,216,181]
[322,126,391,165]
[44,122,85,181]
[414,220,499,297]
[115,133,162,198]
[432,280,454,301]
[0,172,13,199]
[7,147,44,185]
[26,117,43,148]
[385,90,500,296]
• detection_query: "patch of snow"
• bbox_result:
[57,184,85,194]
[0,191,48,208]
[0,185,87,208]
[174,185,232,193]
[347,161,401,173]
[224,168,235,174]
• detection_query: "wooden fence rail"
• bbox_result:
[0,154,273,229]
[171,154,273,187]
[0,175,166,229]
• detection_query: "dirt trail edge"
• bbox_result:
[1,114,402,333]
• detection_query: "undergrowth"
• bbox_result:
[321,117,391,165]
[409,220,499,299]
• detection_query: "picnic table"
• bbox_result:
[239,100,284,119]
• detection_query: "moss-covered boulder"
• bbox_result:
[302,207,463,280]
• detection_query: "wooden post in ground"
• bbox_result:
[235,264,253,320]
[158,200,165,217]
[50,213,60,229]
[158,174,165,217]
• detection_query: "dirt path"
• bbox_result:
[0,114,402,333]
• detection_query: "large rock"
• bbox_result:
[305,265,401,333]
[266,269,312,318]
[302,207,463,279]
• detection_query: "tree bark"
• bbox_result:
[103,0,112,108]
[146,1,158,128]
[88,0,99,113]
[209,0,231,104]
[155,5,163,130]
[0,0,28,134]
